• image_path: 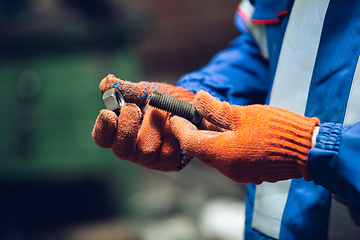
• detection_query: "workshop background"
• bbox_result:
[0,0,246,239]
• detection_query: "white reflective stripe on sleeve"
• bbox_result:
[252,0,330,239]
[252,181,291,239]
[239,0,267,58]
[247,23,268,58]
[269,0,330,113]
[328,54,360,240]
[344,54,360,125]
[238,0,254,20]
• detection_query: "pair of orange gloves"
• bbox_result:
[93,75,319,184]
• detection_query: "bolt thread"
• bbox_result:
[149,92,202,125]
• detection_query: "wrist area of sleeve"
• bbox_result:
[308,123,350,195]
[314,123,346,150]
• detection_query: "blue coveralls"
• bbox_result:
[176,0,360,239]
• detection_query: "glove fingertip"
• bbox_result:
[99,74,124,94]
[92,109,118,148]
[170,116,199,150]
[194,90,221,113]
[111,103,142,160]
[193,91,234,130]
[170,116,192,134]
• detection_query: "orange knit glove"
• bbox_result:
[92,74,195,171]
[170,90,320,184]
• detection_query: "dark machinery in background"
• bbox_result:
[0,1,141,239]
[0,0,140,55]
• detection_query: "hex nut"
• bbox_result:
[102,88,125,111]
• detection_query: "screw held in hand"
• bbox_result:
[149,92,202,126]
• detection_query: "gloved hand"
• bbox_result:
[170,90,320,184]
[92,74,195,171]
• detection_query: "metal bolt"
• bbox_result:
[149,92,202,126]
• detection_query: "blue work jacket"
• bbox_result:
[177,0,360,239]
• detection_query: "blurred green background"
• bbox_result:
[0,1,245,239]
[0,50,139,166]
[0,50,140,190]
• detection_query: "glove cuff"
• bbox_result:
[260,106,320,181]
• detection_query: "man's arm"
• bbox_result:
[177,30,271,106]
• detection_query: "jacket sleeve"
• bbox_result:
[176,29,271,106]
[309,122,360,213]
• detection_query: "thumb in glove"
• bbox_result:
[170,90,320,184]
